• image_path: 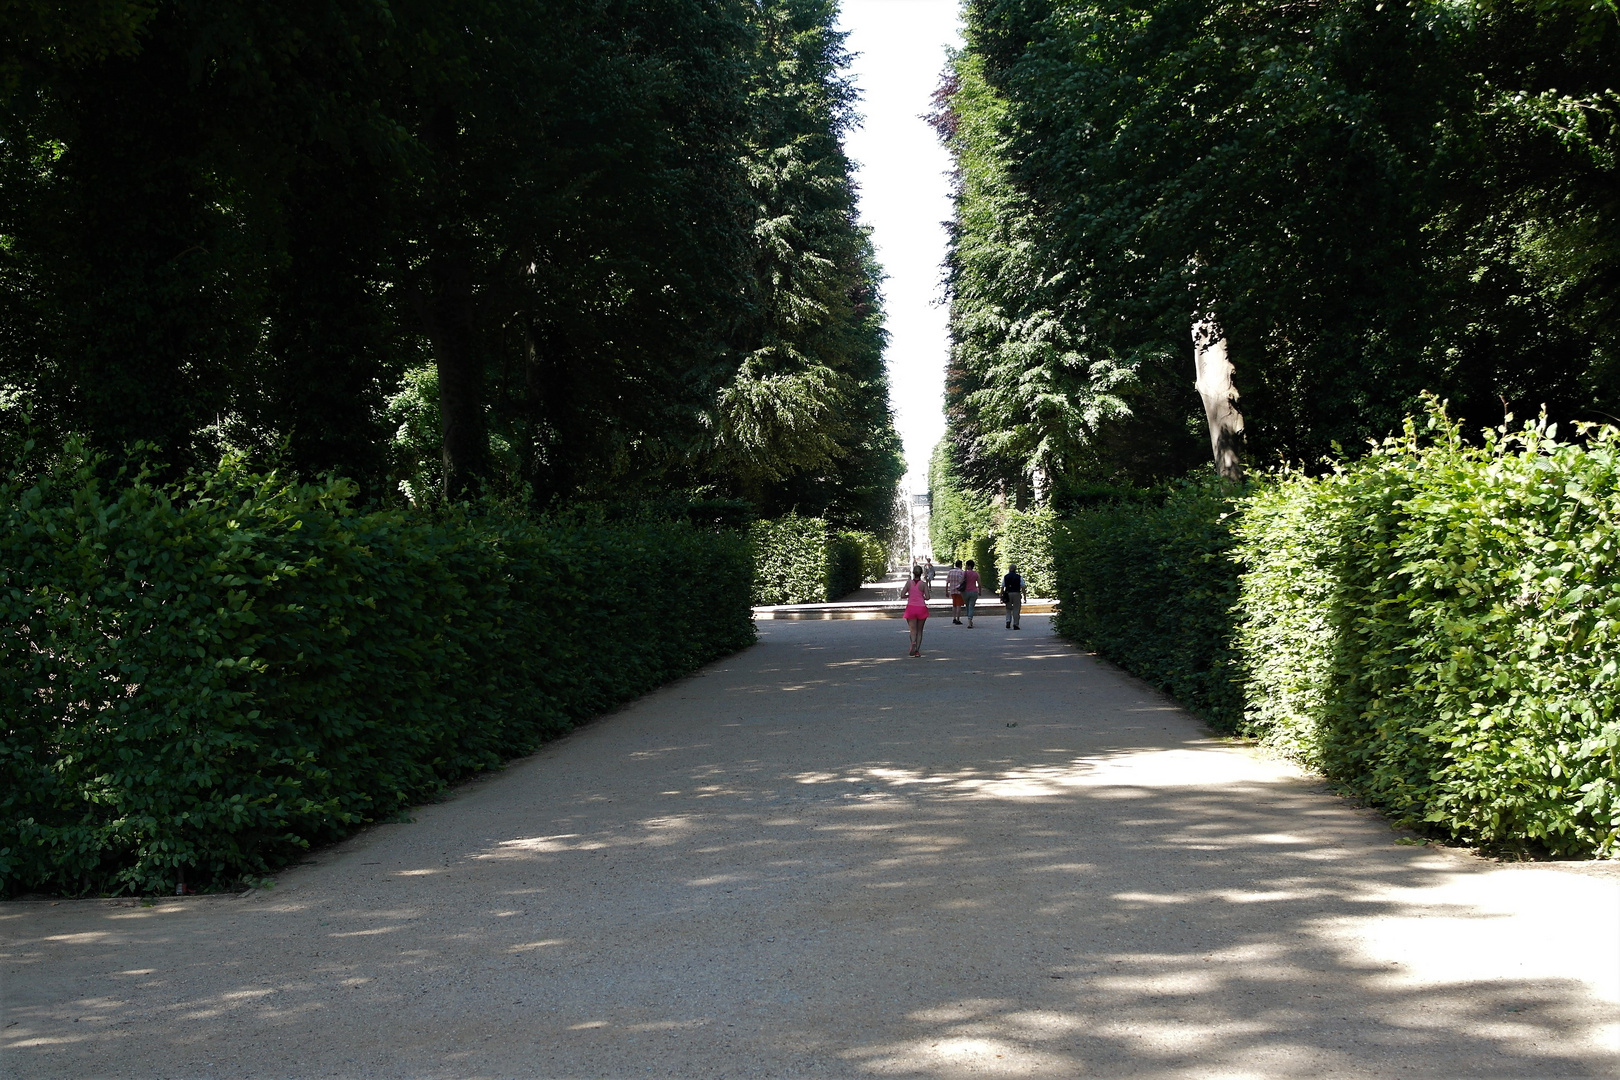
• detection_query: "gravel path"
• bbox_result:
[4,615,1617,1079]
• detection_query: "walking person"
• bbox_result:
[946,559,965,624]
[1001,563,1024,630]
[901,564,931,656]
[961,559,981,628]
[924,556,934,584]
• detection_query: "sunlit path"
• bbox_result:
[5,619,1617,1078]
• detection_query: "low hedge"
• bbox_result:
[998,508,1056,596]
[0,441,755,896]
[1048,409,1620,857]
[750,515,881,604]
[1051,481,1246,730]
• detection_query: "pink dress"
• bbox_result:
[903,580,929,620]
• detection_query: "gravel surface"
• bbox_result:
[4,614,1618,1079]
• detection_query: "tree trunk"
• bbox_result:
[417,105,487,501]
[1192,315,1245,481]
[429,247,486,500]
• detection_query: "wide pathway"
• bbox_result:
[4,616,1618,1078]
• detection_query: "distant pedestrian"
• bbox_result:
[901,564,931,656]
[1001,564,1024,630]
[961,559,981,628]
[946,560,965,624]
[924,557,934,583]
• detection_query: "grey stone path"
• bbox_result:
[4,615,1618,1079]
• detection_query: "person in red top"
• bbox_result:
[960,559,981,628]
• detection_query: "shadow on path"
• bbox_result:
[4,618,1616,1078]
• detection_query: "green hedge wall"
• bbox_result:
[997,508,1056,596]
[751,515,830,605]
[828,532,878,600]
[1047,411,1620,857]
[0,442,755,896]
[750,516,881,604]
[1236,415,1620,856]
[1051,481,1246,730]
[969,536,998,592]
[848,531,890,585]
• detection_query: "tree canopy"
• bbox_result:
[0,0,903,534]
[936,0,1620,495]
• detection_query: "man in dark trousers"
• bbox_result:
[1001,564,1024,630]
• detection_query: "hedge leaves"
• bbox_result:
[1237,412,1620,856]
[1052,409,1620,857]
[1,442,753,896]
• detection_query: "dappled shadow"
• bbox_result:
[5,617,1616,1078]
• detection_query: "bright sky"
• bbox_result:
[837,0,963,496]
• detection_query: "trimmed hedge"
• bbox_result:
[751,515,830,604]
[969,536,998,591]
[1051,481,1246,730]
[997,508,1056,596]
[1,442,755,896]
[1048,410,1620,857]
[750,515,881,604]
[1236,414,1620,856]
[848,531,890,586]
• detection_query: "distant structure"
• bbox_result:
[908,490,931,563]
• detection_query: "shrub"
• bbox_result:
[1047,407,1620,856]
[998,508,1056,596]
[969,535,998,590]
[826,532,867,600]
[832,530,887,597]
[851,531,890,584]
[750,517,884,604]
[0,441,754,896]
[750,515,829,605]
[1235,412,1620,856]
[1051,480,1246,730]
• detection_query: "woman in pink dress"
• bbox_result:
[901,564,931,656]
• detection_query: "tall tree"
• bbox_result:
[705,0,905,534]
[0,0,905,526]
[936,0,1619,494]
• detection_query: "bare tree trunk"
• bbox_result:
[429,247,486,500]
[416,105,487,501]
[1192,315,1245,481]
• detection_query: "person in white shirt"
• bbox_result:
[945,560,965,625]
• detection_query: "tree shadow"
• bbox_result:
[4,619,1615,1078]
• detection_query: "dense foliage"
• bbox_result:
[932,0,1620,854]
[1052,481,1246,729]
[0,441,753,896]
[843,530,891,586]
[0,0,902,533]
[750,514,882,604]
[0,0,909,897]
[996,507,1056,597]
[1046,409,1620,856]
[826,532,869,602]
[1237,412,1620,856]
[928,438,994,561]
[933,0,1620,494]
